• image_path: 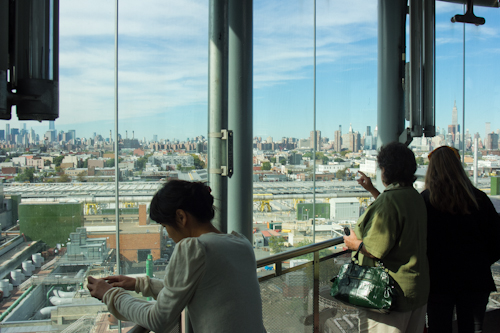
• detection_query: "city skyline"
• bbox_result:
[2,1,500,143]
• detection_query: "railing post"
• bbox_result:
[313,250,320,332]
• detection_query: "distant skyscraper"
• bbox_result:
[153,134,158,142]
[366,126,372,137]
[486,122,491,138]
[49,121,55,130]
[452,100,458,126]
[486,133,498,150]
[310,130,321,150]
[5,124,10,142]
[334,126,342,152]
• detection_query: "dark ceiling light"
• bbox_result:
[451,0,486,25]
[0,0,59,121]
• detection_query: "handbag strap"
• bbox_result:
[352,242,364,261]
[352,242,385,268]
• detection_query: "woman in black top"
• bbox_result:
[422,146,500,333]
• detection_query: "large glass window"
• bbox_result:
[1,1,207,331]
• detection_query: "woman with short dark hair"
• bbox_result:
[422,146,500,333]
[88,180,266,333]
[344,142,429,332]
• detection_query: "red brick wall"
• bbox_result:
[88,232,162,262]
[139,205,147,226]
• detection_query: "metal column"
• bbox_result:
[227,0,253,241]
[376,0,407,188]
[208,0,228,233]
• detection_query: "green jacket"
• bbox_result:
[355,184,430,312]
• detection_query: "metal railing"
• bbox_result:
[257,236,353,333]
[128,237,351,333]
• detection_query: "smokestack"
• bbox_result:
[132,131,134,139]
[126,130,128,139]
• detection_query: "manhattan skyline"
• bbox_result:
[3,1,499,143]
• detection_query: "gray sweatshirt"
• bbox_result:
[103,231,266,333]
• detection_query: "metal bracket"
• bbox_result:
[209,130,233,178]
[399,128,413,146]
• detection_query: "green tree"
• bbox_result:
[176,163,182,170]
[302,152,313,158]
[77,171,86,182]
[15,168,35,183]
[53,155,65,166]
[340,150,351,157]
[334,158,345,162]
[269,236,286,254]
[58,173,71,183]
[416,157,424,165]
[279,157,286,165]
[270,157,277,163]
[105,157,123,168]
[336,167,347,179]
[261,162,271,170]
[136,154,151,170]
[191,154,206,169]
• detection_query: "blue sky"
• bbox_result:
[6,0,500,143]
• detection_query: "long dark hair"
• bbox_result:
[377,142,417,186]
[425,146,478,214]
[149,180,215,226]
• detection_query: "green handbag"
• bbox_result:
[330,242,397,313]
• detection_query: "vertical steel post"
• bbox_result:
[376,0,407,189]
[462,6,466,162]
[474,137,478,186]
[312,0,317,244]
[0,0,7,71]
[410,0,423,137]
[113,0,121,331]
[0,0,8,116]
[208,0,228,233]
[227,0,253,241]
[423,0,435,137]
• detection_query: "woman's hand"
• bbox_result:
[103,275,136,291]
[357,171,380,199]
[343,230,363,251]
[87,276,112,300]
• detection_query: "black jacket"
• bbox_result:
[421,188,500,294]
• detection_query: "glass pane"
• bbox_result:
[0,0,116,330]
[463,6,500,192]
[253,0,315,258]
[433,1,466,164]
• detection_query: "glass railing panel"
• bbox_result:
[317,251,359,333]
[257,238,348,332]
[260,264,314,333]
